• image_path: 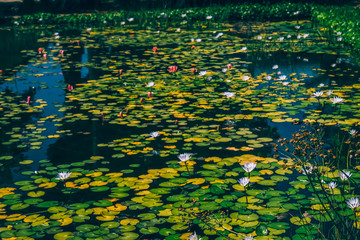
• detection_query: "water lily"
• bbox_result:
[150,131,159,138]
[56,171,71,180]
[223,92,235,98]
[206,16,212,20]
[339,170,352,181]
[168,66,178,73]
[302,165,314,175]
[326,90,333,96]
[245,235,254,240]
[279,75,287,80]
[349,129,357,136]
[178,153,192,162]
[146,82,155,87]
[189,232,201,240]
[328,182,337,189]
[346,197,360,209]
[238,177,250,186]
[313,91,323,97]
[282,81,289,86]
[272,65,279,69]
[242,162,257,172]
[243,76,250,81]
[199,71,207,76]
[330,96,344,104]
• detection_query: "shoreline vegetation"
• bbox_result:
[2,2,360,53]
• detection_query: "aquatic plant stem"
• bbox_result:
[184,208,231,239]
[184,161,191,176]
[305,169,346,238]
[285,208,327,239]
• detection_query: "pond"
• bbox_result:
[0,20,359,240]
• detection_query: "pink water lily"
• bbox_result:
[168,66,178,73]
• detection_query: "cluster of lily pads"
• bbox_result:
[0,16,359,240]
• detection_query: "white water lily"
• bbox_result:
[178,153,192,162]
[150,131,159,138]
[56,171,71,180]
[346,197,360,209]
[302,165,314,175]
[146,82,155,87]
[330,96,344,104]
[243,76,250,81]
[279,75,287,80]
[326,90,333,96]
[238,177,250,187]
[272,65,279,69]
[350,129,357,136]
[206,16,212,20]
[242,162,257,172]
[313,91,323,97]
[199,71,207,76]
[189,232,201,240]
[328,182,337,189]
[223,92,235,98]
[244,235,254,240]
[339,170,352,181]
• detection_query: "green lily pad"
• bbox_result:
[267,222,290,230]
[139,227,159,234]
[76,224,98,232]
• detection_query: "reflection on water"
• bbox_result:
[0,28,41,71]
[0,43,65,183]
